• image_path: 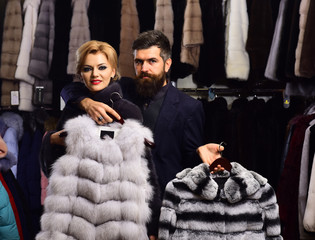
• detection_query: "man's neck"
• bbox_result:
[152,80,169,101]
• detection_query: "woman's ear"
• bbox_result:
[0,135,8,159]
[111,68,116,79]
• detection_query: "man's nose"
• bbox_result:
[141,61,149,72]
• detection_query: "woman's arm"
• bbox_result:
[61,82,121,123]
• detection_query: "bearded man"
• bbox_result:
[61,30,221,197]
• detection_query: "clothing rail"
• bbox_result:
[178,87,284,99]
[178,87,289,107]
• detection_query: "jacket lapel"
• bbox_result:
[153,85,179,147]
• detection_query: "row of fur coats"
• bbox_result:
[0,0,156,111]
[0,0,286,112]
[276,111,315,240]
[266,0,315,97]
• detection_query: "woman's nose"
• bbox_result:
[91,68,99,77]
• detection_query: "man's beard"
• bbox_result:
[135,71,166,98]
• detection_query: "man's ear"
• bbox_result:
[164,58,172,73]
[0,136,8,159]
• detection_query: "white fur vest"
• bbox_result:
[159,162,283,240]
[36,115,154,240]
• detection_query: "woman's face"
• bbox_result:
[81,52,115,92]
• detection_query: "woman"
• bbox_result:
[38,40,161,240]
[40,40,143,175]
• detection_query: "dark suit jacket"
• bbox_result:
[150,83,205,192]
[61,77,206,195]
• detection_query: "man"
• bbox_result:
[61,30,222,196]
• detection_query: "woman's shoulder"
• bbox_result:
[113,98,143,123]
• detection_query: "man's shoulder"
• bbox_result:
[168,84,202,106]
[165,85,204,119]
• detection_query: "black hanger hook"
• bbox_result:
[218,141,227,156]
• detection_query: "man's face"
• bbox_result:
[133,46,171,98]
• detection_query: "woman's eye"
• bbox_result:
[82,67,92,72]
[99,65,107,70]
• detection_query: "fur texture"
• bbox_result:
[36,115,154,240]
[0,112,24,141]
[159,162,283,240]
[225,0,250,80]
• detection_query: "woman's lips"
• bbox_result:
[90,79,102,85]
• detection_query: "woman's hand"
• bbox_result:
[80,98,121,124]
[197,143,224,165]
[50,130,67,146]
[0,135,8,159]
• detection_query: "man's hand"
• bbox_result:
[197,143,224,165]
[80,98,121,124]
[210,164,225,174]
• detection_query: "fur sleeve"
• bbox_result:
[158,182,179,239]
[258,184,283,239]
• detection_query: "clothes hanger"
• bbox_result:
[209,142,232,172]
[108,112,155,148]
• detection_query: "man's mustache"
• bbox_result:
[138,72,153,78]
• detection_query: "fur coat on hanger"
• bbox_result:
[36,115,159,240]
[159,162,283,240]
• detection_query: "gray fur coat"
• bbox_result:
[36,115,155,240]
[159,162,283,240]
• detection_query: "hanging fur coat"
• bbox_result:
[67,0,91,75]
[154,0,174,47]
[224,0,250,80]
[36,115,159,240]
[0,0,22,107]
[119,0,139,78]
[180,0,203,70]
[28,0,55,81]
[15,0,41,112]
[0,0,23,80]
[159,162,283,240]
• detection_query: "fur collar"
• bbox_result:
[63,114,153,160]
[175,162,267,203]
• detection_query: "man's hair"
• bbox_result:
[132,30,171,61]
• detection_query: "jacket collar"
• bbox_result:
[175,162,267,203]
[91,82,122,107]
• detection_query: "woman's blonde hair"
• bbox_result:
[76,40,120,80]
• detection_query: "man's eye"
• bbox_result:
[149,59,157,63]
[82,67,92,72]
[99,65,107,70]
[134,60,143,65]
